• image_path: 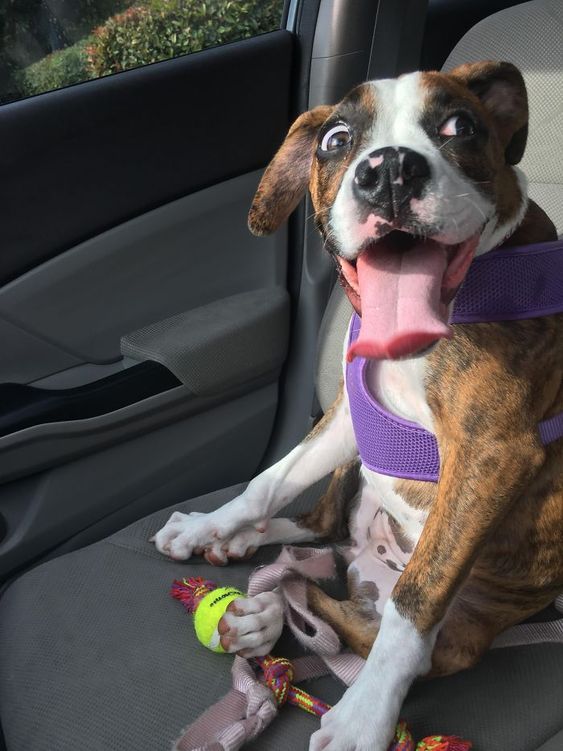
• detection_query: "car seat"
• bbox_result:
[1,1,563,748]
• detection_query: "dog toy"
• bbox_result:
[171,577,245,653]
[171,577,331,714]
[171,577,472,750]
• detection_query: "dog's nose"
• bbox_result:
[401,150,431,181]
[353,147,430,220]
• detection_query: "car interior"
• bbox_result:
[0,0,562,749]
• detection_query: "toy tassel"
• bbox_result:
[171,578,472,751]
[415,737,472,751]
[171,577,216,613]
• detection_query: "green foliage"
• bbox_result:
[0,1,137,102]
[61,0,137,42]
[0,1,136,50]
[16,38,92,96]
[87,0,283,77]
[12,0,283,98]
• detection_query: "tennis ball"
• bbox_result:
[193,586,246,653]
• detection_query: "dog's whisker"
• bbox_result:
[464,196,488,223]
[438,136,456,151]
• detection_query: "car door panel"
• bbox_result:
[0,283,289,479]
[0,28,294,580]
[0,170,286,374]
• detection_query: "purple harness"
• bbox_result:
[346,239,563,482]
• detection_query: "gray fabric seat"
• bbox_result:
[1,482,563,751]
[3,1,563,749]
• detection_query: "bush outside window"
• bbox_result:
[0,0,284,105]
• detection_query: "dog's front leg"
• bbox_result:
[309,431,544,751]
[153,384,357,561]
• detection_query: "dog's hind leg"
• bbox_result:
[296,458,361,541]
[307,582,380,659]
[429,556,563,677]
[427,598,497,677]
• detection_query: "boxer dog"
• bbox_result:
[153,62,563,751]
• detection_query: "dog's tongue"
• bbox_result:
[347,240,451,361]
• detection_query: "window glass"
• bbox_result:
[0,0,285,105]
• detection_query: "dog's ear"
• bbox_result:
[450,61,528,165]
[248,105,334,236]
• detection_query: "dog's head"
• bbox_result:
[249,61,529,361]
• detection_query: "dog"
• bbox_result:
[153,61,563,751]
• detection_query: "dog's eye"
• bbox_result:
[438,114,476,138]
[320,124,351,152]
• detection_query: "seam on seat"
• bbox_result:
[535,725,563,751]
[104,537,174,561]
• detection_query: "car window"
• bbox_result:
[0,0,285,105]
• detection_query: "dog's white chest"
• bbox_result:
[364,356,434,432]
[352,469,428,550]
[347,472,428,614]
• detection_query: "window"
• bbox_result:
[0,0,285,105]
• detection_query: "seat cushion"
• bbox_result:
[315,284,352,414]
[442,0,563,235]
[1,482,563,751]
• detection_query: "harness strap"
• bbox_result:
[249,545,366,685]
[249,545,343,659]
[451,239,563,324]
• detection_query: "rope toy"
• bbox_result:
[171,577,471,751]
[171,577,331,715]
[254,655,331,716]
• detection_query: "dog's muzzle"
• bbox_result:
[352,147,431,222]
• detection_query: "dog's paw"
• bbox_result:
[218,591,284,657]
[151,510,207,560]
[198,526,269,566]
[308,680,395,751]
[151,508,269,562]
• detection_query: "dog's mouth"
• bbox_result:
[337,229,479,361]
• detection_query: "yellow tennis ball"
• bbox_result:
[194,587,246,653]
